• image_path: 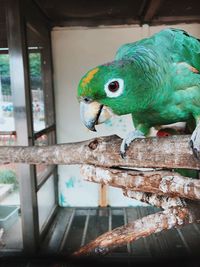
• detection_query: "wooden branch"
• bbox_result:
[123,190,186,209]
[1,134,199,256]
[74,202,200,256]
[81,165,200,201]
[76,163,200,256]
[0,135,200,169]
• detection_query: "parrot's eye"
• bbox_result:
[108,81,119,92]
[104,78,124,98]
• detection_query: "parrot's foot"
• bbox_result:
[189,122,200,159]
[120,130,145,159]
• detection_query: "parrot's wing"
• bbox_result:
[115,28,200,71]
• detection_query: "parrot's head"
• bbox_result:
[77,60,139,131]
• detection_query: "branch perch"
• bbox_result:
[1,134,200,256]
[81,165,200,200]
[74,202,200,256]
[77,164,200,256]
[0,135,200,169]
[123,190,186,209]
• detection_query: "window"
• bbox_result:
[0,51,15,132]
[0,4,22,251]
[29,50,45,132]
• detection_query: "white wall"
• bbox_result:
[51,23,200,207]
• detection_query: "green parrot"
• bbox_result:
[77,28,200,158]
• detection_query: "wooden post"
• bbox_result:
[99,184,108,207]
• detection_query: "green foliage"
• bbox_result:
[0,170,18,186]
[0,54,10,76]
[28,53,41,77]
[0,52,41,95]
[0,53,41,77]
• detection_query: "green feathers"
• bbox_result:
[115,29,200,68]
[78,28,200,134]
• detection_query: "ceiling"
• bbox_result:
[34,0,200,27]
[1,0,200,48]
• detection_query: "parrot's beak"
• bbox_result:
[80,101,113,131]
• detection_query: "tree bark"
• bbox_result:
[74,202,200,256]
[1,134,200,256]
[75,163,200,256]
[122,190,186,209]
[0,135,200,169]
[81,165,200,200]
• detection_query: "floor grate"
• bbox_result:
[42,206,200,259]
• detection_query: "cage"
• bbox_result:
[0,0,200,266]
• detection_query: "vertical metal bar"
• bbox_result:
[42,32,58,207]
[26,2,58,210]
[123,208,131,253]
[137,207,151,257]
[59,208,76,252]
[177,229,191,254]
[193,224,200,235]
[108,207,112,231]
[6,0,39,253]
[26,1,58,241]
[80,210,90,246]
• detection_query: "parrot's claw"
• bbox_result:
[120,144,128,159]
[190,123,200,159]
[120,130,145,159]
